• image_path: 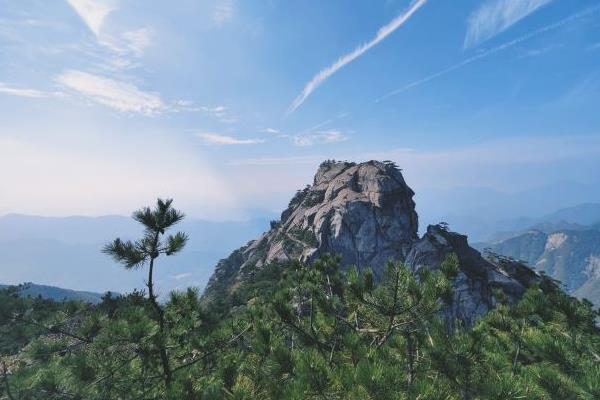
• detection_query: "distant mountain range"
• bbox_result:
[3,202,599,304]
[475,207,600,305]
[0,214,271,296]
[444,203,600,243]
[0,282,106,304]
[416,180,600,241]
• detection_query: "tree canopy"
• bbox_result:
[1,200,599,399]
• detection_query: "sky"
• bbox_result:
[2,0,600,223]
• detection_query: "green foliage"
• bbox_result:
[288,185,311,209]
[103,198,188,269]
[288,227,318,247]
[2,253,599,399]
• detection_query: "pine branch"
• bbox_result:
[102,238,147,269]
[164,232,188,255]
[158,324,252,377]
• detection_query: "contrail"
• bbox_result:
[287,0,428,115]
[377,5,600,102]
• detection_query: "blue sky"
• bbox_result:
[1,0,600,221]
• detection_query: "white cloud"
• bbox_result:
[0,83,65,99]
[56,70,165,115]
[287,0,428,114]
[172,103,237,123]
[197,132,265,145]
[169,273,192,280]
[121,28,153,55]
[293,129,348,147]
[229,155,327,166]
[100,27,154,56]
[199,106,237,123]
[259,128,293,140]
[66,0,117,37]
[67,0,154,65]
[259,123,349,147]
[213,0,234,25]
[100,57,140,71]
[518,43,560,59]
[464,0,552,48]
[54,73,232,117]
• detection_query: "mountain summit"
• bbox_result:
[203,160,542,325]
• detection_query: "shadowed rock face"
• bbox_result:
[406,225,538,326]
[203,160,541,325]
[292,160,418,272]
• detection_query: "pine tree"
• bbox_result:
[103,198,188,390]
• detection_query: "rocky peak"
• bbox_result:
[203,160,542,325]
[272,160,418,272]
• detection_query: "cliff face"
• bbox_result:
[203,160,542,324]
[406,225,538,326]
[289,160,418,271]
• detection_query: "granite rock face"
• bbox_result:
[293,160,418,271]
[203,160,542,325]
[406,225,537,326]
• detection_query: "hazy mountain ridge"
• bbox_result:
[0,214,270,294]
[440,202,600,243]
[0,282,106,304]
[481,227,600,305]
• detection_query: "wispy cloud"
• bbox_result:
[56,70,166,115]
[257,122,348,146]
[260,128,293,139]
[122,28,153,55]
[0,83,65,99]
[66,0,154,65]
[213,0,234,26]
[172,103,238,123]
[169,273,192,280]
[54,71,233,117]
[464,0,552,48]
[518,43,561,59]
[100,27,154,57]
[379,5,600,101]
[229,155,327,166]
[197,132,264,145]
[66,0,117,37]
[293,129,348,147]
[199,106,237,123]
[287,0,428,115]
